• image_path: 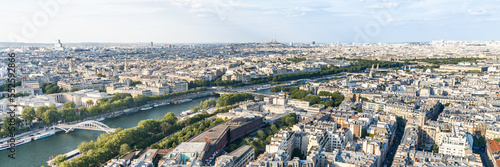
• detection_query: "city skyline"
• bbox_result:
[4,1,500,167]
[1,0,500,43]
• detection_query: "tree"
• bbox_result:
[138,119,160,133]
[256,94,264,101]
[14,92,29,98]
[201,110,208,116]
[257,130,267,140]
[119,143,131,155]
[21,107,36,123]
[285,117,297,127]
[163,112,178,124]
[130,80,142,87]
[0,128,9,137]
[88,105,101,116]
[303,95,321,104]
[1,117,11,133]
[111,93,132,102]
[218,93,254,106]
[133,95,149,106]
[191,106,200,112]
[35,106,48,120]
[43,109,60,124]
[49,103,57,111]
[0,81,21,91]
[160,122,172,134]
[318,91,333,96]
[86,100,94,107]
[42,83,63,94]
[79,107,88,116]
[199,98,216,109]
[78,141,95,153]
[52,155,67,166]
[60,108,78,122]
[63,101,76,109]
[2,117,21,134]
[287,57,306,63]
[270,86,282,92]
[97,98,108,104]
[270,124,278,134]
[70,88,78,92]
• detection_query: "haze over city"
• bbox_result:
[1,0,500,43]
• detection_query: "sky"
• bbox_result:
[1,0,500,43]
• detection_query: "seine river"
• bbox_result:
[0,96,214,167]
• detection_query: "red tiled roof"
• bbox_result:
[488,140,500,153]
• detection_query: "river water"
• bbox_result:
[253,88,271,95]
[0,96,214,167]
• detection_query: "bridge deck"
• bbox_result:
[55,120,115,133]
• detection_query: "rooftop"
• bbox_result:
[188,124,229,144]
[171,142,209,153]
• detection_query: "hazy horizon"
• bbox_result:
[2,0,500,43]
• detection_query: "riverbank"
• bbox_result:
[80,90,216,123]
[0,96,216,167]
[0,91,216,153]
[0,127,62,151]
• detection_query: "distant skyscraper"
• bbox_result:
[151,42,153,47]
[54,39,65,51]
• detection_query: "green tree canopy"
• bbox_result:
[63,101,76,109]
[163,112,178,124]
[119,143,131,155]
[218,93,254,106]
[35,106,48,120]
[21,107,36,123]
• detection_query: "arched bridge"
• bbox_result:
[214,90,269,97]
[55,120,115,133]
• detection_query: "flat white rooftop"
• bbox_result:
[171,142,208,153]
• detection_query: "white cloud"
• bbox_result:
[2,0,500,43]
[167,0,247,20]
[367,3,399,9]
[71,0,170,5]
[467,9,488,15]
[262,7,315,17]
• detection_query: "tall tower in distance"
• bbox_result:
[369,64,374,78]
[124,57,128,71]
[54,39,65,51]
[151,41,153,47]
[68,58,74,72]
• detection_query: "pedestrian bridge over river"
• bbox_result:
[55,120,115,133]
